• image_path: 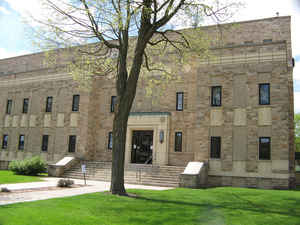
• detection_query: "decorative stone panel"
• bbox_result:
[12,115,19,127]
[44,114,51,127]
[210,109,223,126]
[4,115,11,127]
[70,113,79,127]
[258,108,272,126]
[20,114,27,127]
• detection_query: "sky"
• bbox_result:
[0,0,300,112]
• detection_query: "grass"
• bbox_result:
[1,188,300,225]
[0,170,45,184]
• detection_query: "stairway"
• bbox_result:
[63,161,185,187]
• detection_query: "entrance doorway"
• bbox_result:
[131,130,153,164]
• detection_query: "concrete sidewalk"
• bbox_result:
[0,178,172,205]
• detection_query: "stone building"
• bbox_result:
[0,16,295,189]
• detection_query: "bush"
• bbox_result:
[0,187,11,192]
[57,179,74,187]
[9,156,47,176]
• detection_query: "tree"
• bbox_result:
[28,0,240,195]
[295,113,300,152]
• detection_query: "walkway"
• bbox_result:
[0,178,172,205]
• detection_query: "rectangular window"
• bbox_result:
[211,86,222,106]
[41,135,49,152]
[108,132,113,149]
[259,137,271,160]
[68,135,76,152]
[6,99,12,114]
[111,96,116,113]
[18,135,25,150]
[210,136,221,159]
[175,132,182,152]
[22,98,29,113]
[45,96,53,112]
[176,92,184,111]
[259,84,270,105]
[2,135,8,149]
[72,95,80,112]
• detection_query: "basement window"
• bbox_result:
[259,137,271,160]
[175,132,182,152]
[210,136,221,159]
[18,135,25,150]
[68,135,76,152]
[41,135,49,152]
[2,135,8,150]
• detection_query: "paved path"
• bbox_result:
[0,178,172,205]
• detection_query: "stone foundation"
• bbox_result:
[207,175,290,189]
[0,161,9,170]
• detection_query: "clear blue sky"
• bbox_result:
[0,0,300,112]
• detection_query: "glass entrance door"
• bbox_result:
[131,130,153,164]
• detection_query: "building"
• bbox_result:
[0,16,295,189]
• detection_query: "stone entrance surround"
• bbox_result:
[125,112,170,166]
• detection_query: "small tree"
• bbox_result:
[27,0,241,195]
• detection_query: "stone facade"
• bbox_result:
[0,16,295,189]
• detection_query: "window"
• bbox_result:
[211,86,222,106]
[68,135,76,152]
[18,135,25,150]
[176,92,184,111]
[108,132,113,149]
[175,132,182,152]
[259,137,271,160]
[6,99,12,114]
[2,135,8,149]
[41,135,49,152]
[210,136,221,159]
[45,96,53,112]
[259,84,270,105]
[72,95,80,112]
[22,98,29,113]
[111,96,117,113]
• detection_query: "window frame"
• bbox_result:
[176,92,184,111]
[18,135,25,150]
[68,135,76,152]
[210,136,221,159]
[211,86,222,107]
[72,95,80,112]
[259,137,271,160]
[2,134,8,150]
[45,96,53,113]
[174,132,182,152]
[108,132,113,149]
[111,96,117,113]
[259,83,270,105]
[22,98,29,114]
[41,135,49,152]
[6,99,12,114]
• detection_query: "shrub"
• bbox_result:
[57,179,74,187]
[0,187,11,192]
[9,156,47,176]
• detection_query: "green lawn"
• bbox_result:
[0,188,300,225]
[0,170,44,184]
